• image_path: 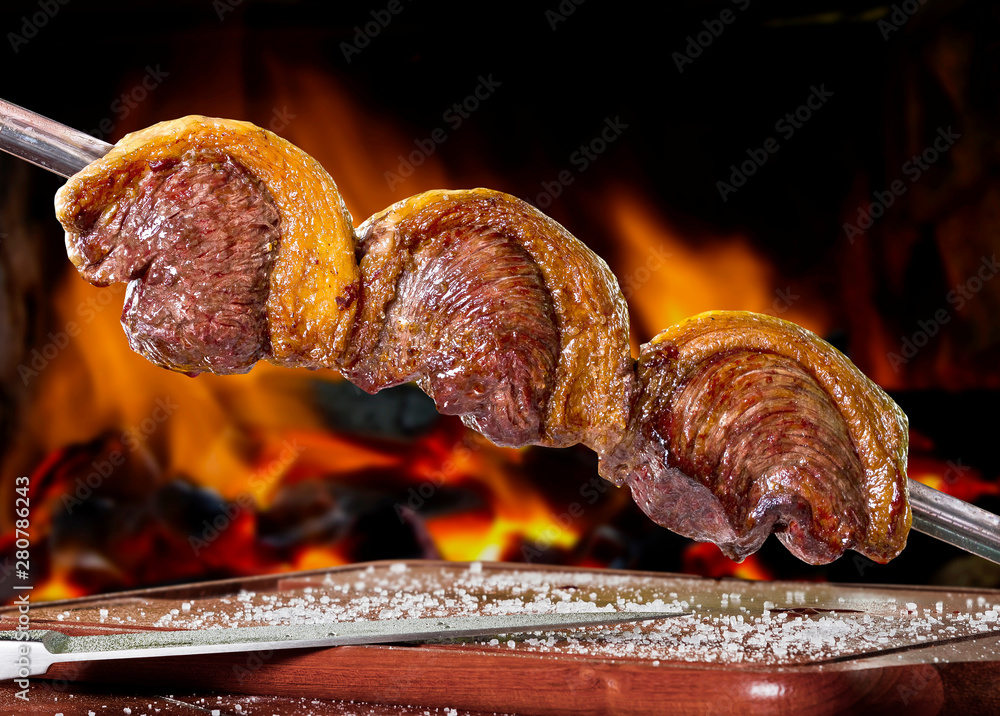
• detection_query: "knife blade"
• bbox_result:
[0,610,685,680]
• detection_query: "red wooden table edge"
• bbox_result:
[30,642,990,715]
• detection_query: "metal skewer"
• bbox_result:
[909,479,1000,564]
[2,97,999,566]
[0,98,110,177]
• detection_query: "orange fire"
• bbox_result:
[907,431,1000,505]
[682,542,774,582]
[602,183,832,348]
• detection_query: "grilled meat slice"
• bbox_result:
[344,189,634,454]
[55,116,359,373]
[604,311,911,564]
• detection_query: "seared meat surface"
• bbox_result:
[605,312,910,565]
[63,154,279,374]
[348,210,560,447]
[345,190,634,455]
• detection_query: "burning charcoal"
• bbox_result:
[353,500,442,561]
[311,382,441,440]
[570,524,634,570]
[257,480,355,548]
[392,505,444,560]
[258,476,478,561]
[151,479,237,538]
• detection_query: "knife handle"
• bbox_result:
[0,639,56,680]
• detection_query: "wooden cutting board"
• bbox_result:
[1,560,998,715]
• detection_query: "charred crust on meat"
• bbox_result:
[335,281,360,310]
